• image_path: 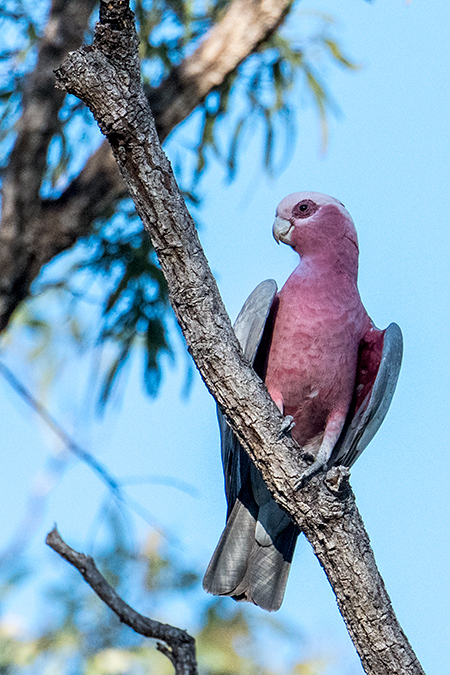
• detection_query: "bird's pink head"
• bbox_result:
[273,192,359,264]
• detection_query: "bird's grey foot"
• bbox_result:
[295,443,332,489]
[294,459,327,490]
[279,415,295,437]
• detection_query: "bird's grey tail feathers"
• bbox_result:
[203,483,299,612]
[205,279,297,612]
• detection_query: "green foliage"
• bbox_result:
[0,510,324,675]
[192,17,359,180]
[0,0,359,406]
[83,214,173,404]
[18,202,177,407]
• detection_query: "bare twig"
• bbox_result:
[46,527,197,675]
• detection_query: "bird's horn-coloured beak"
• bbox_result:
[273,216,293,245]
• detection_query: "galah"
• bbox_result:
[203,192,402,612]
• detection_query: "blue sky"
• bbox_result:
[1,1,450,674]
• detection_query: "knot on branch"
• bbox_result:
[93,19,140,68]
[298,467,354,529]
[325,465,351,496]
[54,15,149,149]
[54,0,141,113]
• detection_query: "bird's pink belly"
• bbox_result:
[264,315,362,448]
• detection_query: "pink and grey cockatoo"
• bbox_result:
[203,192,402,612]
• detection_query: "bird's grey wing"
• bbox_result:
[331,322,403,468]
[205,279,299,612]
[218,279,278,513]
[232,279,278,361]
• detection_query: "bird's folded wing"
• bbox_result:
[218,279,278,513]
[331,322,403,468]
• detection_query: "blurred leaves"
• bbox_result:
[16,203,176,409]
[0,0,358,404]
[83,214,173,405]
[0,509,324,674]
[143,532,199,592]
[193,22,358,180]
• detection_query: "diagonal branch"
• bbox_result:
[0,0,293,333]
[51,3,424,674]
[0,360,181,538]
[46,527,198,675]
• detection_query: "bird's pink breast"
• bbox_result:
[264,263,370,449]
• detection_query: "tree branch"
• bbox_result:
[50,3,425,674]
[46,527,197,675]
[0,0,97,331]
[146,0,293,139]
[0,360,184,537]
[0,0,293,333]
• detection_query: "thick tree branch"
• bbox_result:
[46,527,197,675]
[4,0,96,210]
[146,0,293,138]
[0,0,97,330]
[50,4,426,675]
[0,0,293,333]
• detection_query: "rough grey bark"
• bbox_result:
[46,528,198,675]
[0,0,293,332]
[51,2,426,674]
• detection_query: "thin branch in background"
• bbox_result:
[0,361,123,493]
[0,361,189,546]
[85,476,198,552]
[46,527,198,675]
[121,475,200,499]
[0,450,69,563]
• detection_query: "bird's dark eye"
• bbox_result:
[292,199,318,219]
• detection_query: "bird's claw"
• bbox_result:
[294,458,327,490]
[279,415,295,437]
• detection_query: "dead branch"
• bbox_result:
[46,527,197,675]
